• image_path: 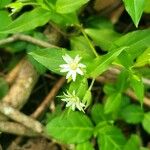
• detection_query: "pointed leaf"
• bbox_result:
[69,77,88,99]
[130,74,144,104]
[0,0,11,8]
[98,126,126,150]
[121,104,144,124]
[56,0,89,14]
[46,111,94,144]
[104,93,122,114]
[144,0,150,13]
[0,8,51,33]
[29,48,91,75]
[118,51,133,68]
[124,134,141,150]
[71,36,95,57]
[112,29,150,58]
[91,104,112,124]
[87,47,127,78]
[123,0,145,27]
[142,112,150,134]
[76,141,94,150]
[85,28,121,51]
[135,47,150,67]
[29,48,65,75]
[0,10,12,39]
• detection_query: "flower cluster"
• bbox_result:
[59,54,86,112]
[61,91,85,112]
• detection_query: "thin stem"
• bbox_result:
[80,27,99,57]
[89,78,95,90]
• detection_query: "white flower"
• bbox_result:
[61,90,85,112]
[60,54,86,81]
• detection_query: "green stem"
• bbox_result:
[80,27,99,57]
[89,78,95,90]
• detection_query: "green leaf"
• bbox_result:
[144,0,150,13]
[49,11,79,26]
[0,11,12,39]
[124,134,141,150]
[82,90,92,108]
[29,48,91,75]
[0,8,51,33]
[7,2,24,15]
[142,112,150,134]
[69,77,88,99]
[98,125,126,150]
[86,17,114,30]
[56,0,89,14]
[76,141,94,150]
[71,36,95,57]
[45,105,62,123]
[115,70,129,92]
[29,48,66,75]
[121,104,144,124]
[91,104,112,124]
[112,29,150,58]
[87,47,127,78]
[104,93,122,114]
[130,74,144,104]
[103,84,116,95]
[118,51,133,68]
[28,55,46,74]
[0,77,9,99]
[36,0,51,10]
[0,0,11,8]
[135,47,150,67]
[46,111,94,144]
[140,147,149,150]
[85,28,121,51]
[123,0,145,27]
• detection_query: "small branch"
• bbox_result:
[31,77,66,118]
[79,25,98,57]
[96,72,150,107]
[5,58,25,84]
[0,35,18,45]
[0,121,38,137]
[0,102,43,133]
[1,59,39,110]
[126,90,150,107]
[106,67,150,86]
[0,34,58,48]
[6,77,65,148]
[0,59,39,121]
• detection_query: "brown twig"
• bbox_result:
[107,67,150,86]
[2,59,39,109]
[5,58,25,84]
[96,70,150,107]
[126,90,150,107]
[8,77,66,148]
[0,121,38,137]
[31,77,66,118]
[0,102,43,133]
[0,34,58,48]
[0,59,39,121]
[0,27,62,141]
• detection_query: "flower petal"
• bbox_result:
[71,71,77,81]
[62,54,73,63]
[76,68,84,75]
[66,71,72,79]
[74,55,81,63]
[78,63,86,68]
